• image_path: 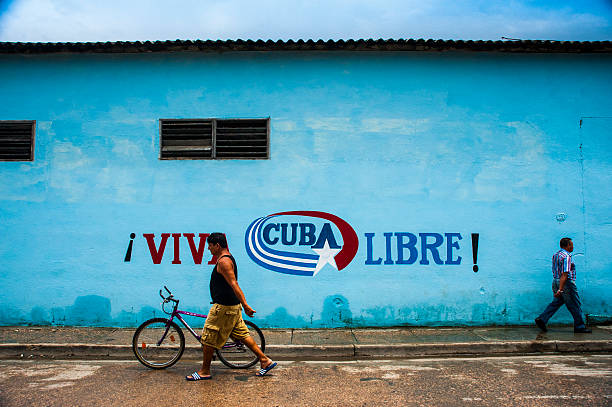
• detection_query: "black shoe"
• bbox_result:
[574,327,592,333]
[535,318,547,332]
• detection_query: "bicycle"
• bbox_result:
[132,286,265,370]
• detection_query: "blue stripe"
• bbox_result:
[245,245,314,276]
[256,216,318,260]
[246,217,317,270]
[264,245,319,260]
[247,217,314,265]
[248,218,315,268]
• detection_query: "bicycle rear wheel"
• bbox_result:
[216,320,265,369]
[132,318,185,369]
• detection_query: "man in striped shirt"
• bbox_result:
[535,237,591,333]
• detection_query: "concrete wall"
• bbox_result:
[0,51,610,327]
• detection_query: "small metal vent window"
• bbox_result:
[160,118,269,160]
[0,121,35,161]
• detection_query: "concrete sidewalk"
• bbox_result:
[1,325,611,361]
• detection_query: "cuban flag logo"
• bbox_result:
[245,211,359,276]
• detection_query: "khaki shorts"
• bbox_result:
[200,303,250,349]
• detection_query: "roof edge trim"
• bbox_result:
[1,39,611,54]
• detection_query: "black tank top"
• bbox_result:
[209,254,240,305]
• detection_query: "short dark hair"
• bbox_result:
[208,233,228,248]
[560,237,572,249]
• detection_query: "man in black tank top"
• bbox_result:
[186,233,277,381]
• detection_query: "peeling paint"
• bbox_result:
[524,361,612,377]
[1,363,100,390]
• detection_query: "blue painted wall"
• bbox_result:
[0,51,610,327]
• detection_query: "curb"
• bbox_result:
[1,340,611,360]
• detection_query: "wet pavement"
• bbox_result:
[0,355,610,406]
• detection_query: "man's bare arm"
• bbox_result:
[217,258,256,317]
[555,272,568,298]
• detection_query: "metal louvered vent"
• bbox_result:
[0,121,35,161]
[160,119,213,159]
[216,119,269,159]
[159,118,269,160]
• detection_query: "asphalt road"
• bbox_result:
[0,355,611,406]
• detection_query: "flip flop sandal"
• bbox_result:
[256,361,277,377]
[186,372,212,381]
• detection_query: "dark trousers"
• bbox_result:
[537,279,586,329]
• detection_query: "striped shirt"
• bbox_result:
[552,249,576,281]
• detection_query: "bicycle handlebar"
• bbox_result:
[159,286,178,303]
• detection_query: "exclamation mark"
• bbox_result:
[471,233,479,272]
[124,233,136,262]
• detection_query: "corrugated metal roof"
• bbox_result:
[1,39,611,54]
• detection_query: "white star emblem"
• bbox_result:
[311,240,341,276]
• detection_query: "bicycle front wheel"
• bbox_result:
[132,318,185,369]
[216,320,265,369]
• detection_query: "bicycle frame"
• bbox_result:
[156,299,205,345]
[159,301,242,350]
